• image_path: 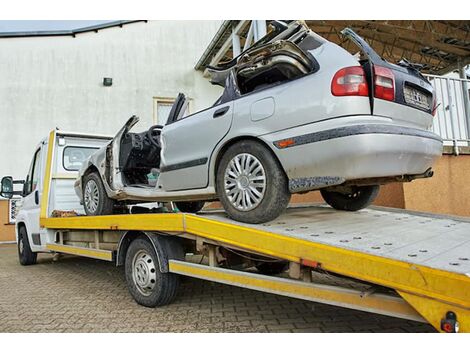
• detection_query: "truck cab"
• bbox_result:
[1,131,111,256]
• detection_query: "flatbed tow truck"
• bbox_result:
[4,130,470,332]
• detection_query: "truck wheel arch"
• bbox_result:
[116,231,185,273]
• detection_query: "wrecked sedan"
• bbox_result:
[75,20,442,224]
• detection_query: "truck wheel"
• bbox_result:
[83,172,115,216]
[125,238,179,307]
[255,261,288,276]
[18,226,37,266]
[175,201,205,214]
[320,185,379,211]
[216,140,291,224]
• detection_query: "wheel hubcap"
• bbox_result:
[224,153,266,212]
[132,250,157,296]
[19,238,24,254]
[84,179,100,213]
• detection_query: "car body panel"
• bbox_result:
[75,21,443,206]
[341,27,435,128]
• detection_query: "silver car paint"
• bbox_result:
[158,101,233,191]
[76,29,442,203]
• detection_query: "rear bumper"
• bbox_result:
[263,123,443,193]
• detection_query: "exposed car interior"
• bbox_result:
[207,21,321,96]
[118,93,189,187]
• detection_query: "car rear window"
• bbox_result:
[63,146,99,171]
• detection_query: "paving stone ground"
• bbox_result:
[0,244,435,333]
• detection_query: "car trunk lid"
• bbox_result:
[341,28,435,128]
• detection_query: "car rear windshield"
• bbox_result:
[63,146,99,171]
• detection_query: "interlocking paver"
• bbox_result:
[0,244,435,332]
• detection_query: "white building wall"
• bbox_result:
[0,20,223,179]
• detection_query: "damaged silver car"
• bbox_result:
[75,20,442,223]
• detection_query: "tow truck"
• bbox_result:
[1,129,469,332]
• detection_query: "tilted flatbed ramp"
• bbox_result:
[41,205,470,332]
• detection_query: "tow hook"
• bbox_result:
[440,311,459,333]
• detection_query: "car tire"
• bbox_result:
[216,140,291,224]
[18,226,37,266]
[125,238,179,307]
[82,172,115,216]
[175,201,205,214]
[255,261,288,276]
[320,185,380,211]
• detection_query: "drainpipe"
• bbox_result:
[458,60,470,145]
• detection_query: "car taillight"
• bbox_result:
[331,66,369,97]
[374,66,395,101]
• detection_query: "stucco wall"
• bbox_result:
[403,154,470,217]
[0,20,223,180]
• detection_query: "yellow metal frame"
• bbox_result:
[38,129,470,332]
[40,130,56,220]
[46,243,113,261]
[169,260,424,323]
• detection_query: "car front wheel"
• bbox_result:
[216,140,291,224]
[174,201,205,214]
[82,172,115,216]
[320,185,380,211]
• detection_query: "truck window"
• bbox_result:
[63,146,98,171]
[24,148,42,196]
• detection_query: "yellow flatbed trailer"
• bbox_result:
[41,204,470,333]
[14,130,469,333]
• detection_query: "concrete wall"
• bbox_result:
[0,20,223,180]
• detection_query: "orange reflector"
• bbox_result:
[301,259,321,268]
[277,139,295,148]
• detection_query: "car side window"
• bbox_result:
[24,148,42,196]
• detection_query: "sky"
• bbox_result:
[0,20,115,33]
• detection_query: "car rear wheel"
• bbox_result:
[174,201,205,214]
[18,226,37,266]
[216,140,291,224]
[83,172,115,216]
[320,185,380,211]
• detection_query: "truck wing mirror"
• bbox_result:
[1,176,25,199]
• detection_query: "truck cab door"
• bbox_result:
[18,145,44,251]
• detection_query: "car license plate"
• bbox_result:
[404,86,431,110]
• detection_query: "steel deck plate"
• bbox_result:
[200,205,470,276]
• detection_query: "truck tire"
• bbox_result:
[82,172,115,216]
[216,140,291,224]
[18,226,37,266]
[125,238,179,307]
[175,201,205,214]
[320,185,380,211]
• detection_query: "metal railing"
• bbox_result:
[425,74,470,153]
